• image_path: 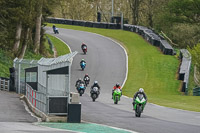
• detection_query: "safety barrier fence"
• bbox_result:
[26,83,68,115]
[178,49,192,94]
[26,83,47,113]
[0,77,9,91]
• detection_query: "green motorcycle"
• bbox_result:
[113,88,122,104]
[134,94,147,117]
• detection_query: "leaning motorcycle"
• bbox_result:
[133,94,147,117]
[90,87,99,102]
[113,88,122,104]
[77,83,86,96]
[82,46,87,54]
[80,62,86,71]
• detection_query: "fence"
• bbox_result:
[13,58,38,94]
[26,83,68,115]
[0,77,9,91]
[178,49,192,93]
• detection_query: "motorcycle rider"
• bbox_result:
[112,83,122,99]
[75,78,85,90]
[132,88,147,109]
[84,74,90,83]
[81,43,87,50]
[90,81,100,94]
[52,24,56,33]
[80,59,86,66]
[75,78,83,87]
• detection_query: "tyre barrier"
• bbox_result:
[46,17,174,55]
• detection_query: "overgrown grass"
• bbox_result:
[46,34,70,56]
[47,23,200,112]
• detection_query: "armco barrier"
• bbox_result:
[179,49,191,93]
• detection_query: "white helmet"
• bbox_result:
[94,81,98,84]
[139,88,144,93]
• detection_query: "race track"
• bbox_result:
[46,27,200,133]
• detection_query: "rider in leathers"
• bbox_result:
[132,88,147,109]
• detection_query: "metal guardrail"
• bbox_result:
[0,77,9,91]
[179,49,191,94]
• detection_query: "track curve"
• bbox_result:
[46,27,200,133]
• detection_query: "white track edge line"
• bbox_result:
[83,121,138,133]
[51,34,72,53]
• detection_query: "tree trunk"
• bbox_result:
[129,0,140,25]
[18,28,30,59]
[13,21,22,55]
[148,0,153,28]
[34,2,43,54]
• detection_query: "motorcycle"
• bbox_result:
[77,83,86,96]
[90,87,100,102]
[53,28,59,34]
[80,62,86,71]
[82,46,87,54]
[84,77,90,87]
[113,88,122,104]
[133,94,147,117]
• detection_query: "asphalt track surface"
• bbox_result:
[0,90,76,133]
[45,27,200,133]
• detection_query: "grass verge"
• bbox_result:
[46,34,70,56]
[47,23,200,112]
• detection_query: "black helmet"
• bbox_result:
[116,83,120,87]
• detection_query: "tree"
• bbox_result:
[34,0,43,54]
[128,0,142,25]
[188,43,200,73]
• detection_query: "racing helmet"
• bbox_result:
[116,83,120,87]
[94,81,98,84]
[139,88,144,93]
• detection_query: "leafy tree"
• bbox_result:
[188,43,200,73]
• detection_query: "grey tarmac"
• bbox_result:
[45,27,200,133]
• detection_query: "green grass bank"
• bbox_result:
[47,23,200,112]
[45,34,70,56]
